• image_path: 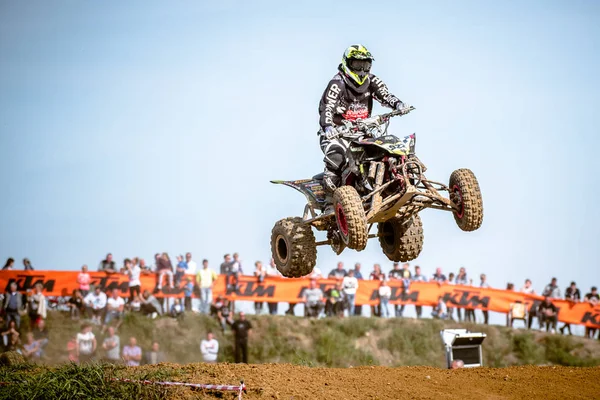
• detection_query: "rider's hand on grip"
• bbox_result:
[324,126,337,140]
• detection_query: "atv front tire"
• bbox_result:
[333,186,368,251]
[378,214,424,262]
[271,217,317,278]
[449,168,483,231]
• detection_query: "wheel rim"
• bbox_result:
[275,234,289,264]
[452,184,464,219]
[336,203,349,238]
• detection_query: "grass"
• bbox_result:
[7,311,600,369]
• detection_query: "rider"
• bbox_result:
[318,44,409,201]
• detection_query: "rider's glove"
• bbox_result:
[395,101,407,111]
[323,126,337,140]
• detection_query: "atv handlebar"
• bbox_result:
[332,106,415,139]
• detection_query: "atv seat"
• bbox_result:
[312,172,324,181]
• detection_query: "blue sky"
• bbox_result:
[1,0,599,301]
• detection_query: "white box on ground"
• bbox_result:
[440,329,486,368]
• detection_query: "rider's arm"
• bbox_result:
[370,74,403,109]
[318,76,344,130]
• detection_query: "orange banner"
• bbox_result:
[1,271,599,328]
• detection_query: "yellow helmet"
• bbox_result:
[341,44,374,86]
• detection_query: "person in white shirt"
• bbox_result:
[185,252,197,276]
[200,331,219,363]
[378,279,392,318]
[124,258,141,302]
[84,286,107,325]
[103,289,125,332]
[76,323,97,363]
[196,259,218,314]
[341,270,359,316]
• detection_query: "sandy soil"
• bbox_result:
[129,363,600,400]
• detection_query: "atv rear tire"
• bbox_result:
[449,168,484,231]
[271,217,317,278]
[378,214,424,262]
[333,186,368,251]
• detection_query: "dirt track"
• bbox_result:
[134,363,600,399]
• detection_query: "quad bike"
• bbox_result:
[270,107,483,277]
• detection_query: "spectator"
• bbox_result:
[521,279,538,329]
[307,264,323,279]
[124,258,141,302]
[388,263,405,317]
[342,270,359,316]
[303,279,324,318]
[2,257,15,270]
[325,282,345,317]
[220,254,234,275]
[370,264,384,317]
[216,298,232,333]
[144,341,166,365]
[122,337,142,366]
[129,294,142,312]
[412,265,428,319]
[68,289,85,320]
[185,252,197,276]
[388,262,402,280]
[584,286,599,338]
[76,323,97,363]
[543,277,561,299]
[353,263,364,316]
[67,334,78,363]
[478,274,490,324]
[353,263,364,279]
[454,267,468,321]
[538,296,558,333]
[401,263,412,280]
[196,259,218,314]
[560,281,581,335]
[102,326,120,363]
[103,289,125,332]
[432,267,447,283]
[183,277,194,312]
[22,332,42,361]
[156,252,175,291]
[23,258,34,271]
[328,262,347,279]
[32,319,49,355]
[139,258,151,274]
[228,312,252,364]
[84,286,107,325]
[254,261,267,314]
[98,253,117,274]
[200,331,219,363]
[77,265,91,296]
[265,259,281,315]
[432,296,448,319]
[451,359,465,369]
[232,252,244,275]
[3,282,24,328]
[170,298,184,318]
[1,320,20,349]
[4,331,21,352]
[379,279,391,318]
[26,282,47,327]
[140,290,163,318]
[175,254,187,286]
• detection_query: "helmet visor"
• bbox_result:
[348,58,372,73]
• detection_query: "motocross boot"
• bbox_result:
[322,169,340,214]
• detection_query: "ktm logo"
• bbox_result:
[581,308,600,326]
[227,282,275,298]
[443,289,490,308]
[369,289,419,302]
[4,275,56,292]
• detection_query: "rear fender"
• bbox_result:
[270,179,326,207]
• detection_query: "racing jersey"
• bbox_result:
[318,66,403,130]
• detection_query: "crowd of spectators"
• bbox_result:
[1,254,599,366]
